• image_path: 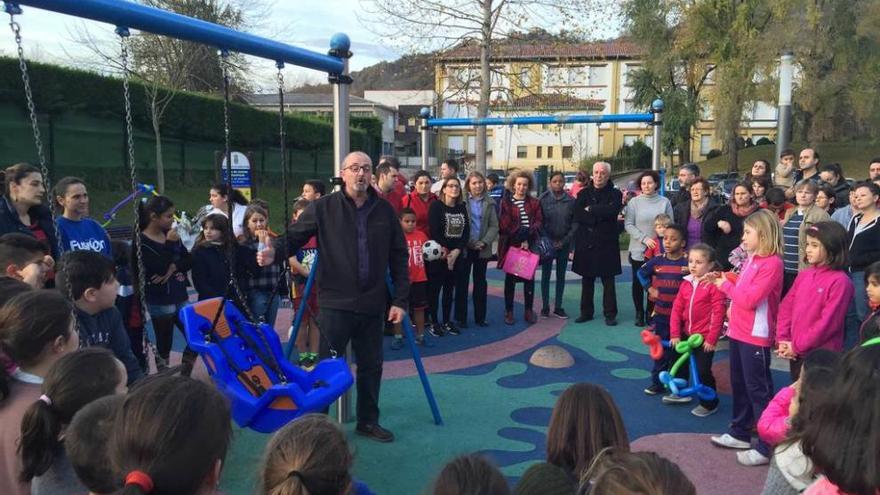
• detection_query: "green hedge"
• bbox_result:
[0,57,380,151]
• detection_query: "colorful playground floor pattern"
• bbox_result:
[165,268,790,495]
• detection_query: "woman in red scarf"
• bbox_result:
[703,183,759,270]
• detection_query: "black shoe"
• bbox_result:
[475,320,489,327]
[355,423,395,443]
[575,315,593,323]
[553,308,569,319]
[427,323,444,338]
[635,311,645,327]
[605,317,618,326]
[540,307,550,317]
[444,322,461,336]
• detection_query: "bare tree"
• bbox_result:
[69,0,264,192]
[358,0,612,173]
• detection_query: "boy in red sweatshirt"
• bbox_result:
[670,243,726,416]
[391,208,431,348]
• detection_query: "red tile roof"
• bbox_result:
[438,38,643,62]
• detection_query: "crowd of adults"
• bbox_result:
[1,149,879,494]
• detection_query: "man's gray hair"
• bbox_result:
[593,161,612,173]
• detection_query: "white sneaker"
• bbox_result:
[662,394,693,404]
[691,405,718,417]
[737,449,770,466]
[710,433,751,449]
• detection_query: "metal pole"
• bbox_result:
[12,0,345,73]
[651,99,664,172]
[330,33,352,182]
[420,107,430,171]
[427,112,653,127]
[336,343,353,424]
[775,51,794,162]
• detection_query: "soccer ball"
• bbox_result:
[422,240,443,262]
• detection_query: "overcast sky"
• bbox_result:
[0,1,621,92]
[0,0,399,91]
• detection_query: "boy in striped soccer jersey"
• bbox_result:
[637,224,690,401]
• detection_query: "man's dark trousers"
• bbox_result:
[318,307,384,425]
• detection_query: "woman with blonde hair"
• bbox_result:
[463,171,499,327]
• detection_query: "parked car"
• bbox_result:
[563,173,578,192]
[718,178,739,201]
[707,171,739,186]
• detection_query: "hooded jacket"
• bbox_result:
[776,266,853,355]
[670,274,726,346]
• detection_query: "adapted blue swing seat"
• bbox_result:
[180,297,353,433]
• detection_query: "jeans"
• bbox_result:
[629,255,652,317]
[247,290,281,328]
[844,272,867,349]
[504,273,534,312]
[540,242,570,311]
[317,307,384,425]
[463,250,489,323]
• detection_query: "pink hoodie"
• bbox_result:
[757,385,795,446]
[776,266,854,356]
[719,254,783,348]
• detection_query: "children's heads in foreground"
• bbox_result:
[432,454,510,495]
[112,376,231,495]
[799,345,880,495]
[261,414,353,495]
[580,447,695,495]
[19,348,126,482]
[67,394,125,494]
[0,290,78,399]
[546,383,629,476]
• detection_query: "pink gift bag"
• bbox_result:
[502,246,539,280]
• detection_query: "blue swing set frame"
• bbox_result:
[6,0,444,431]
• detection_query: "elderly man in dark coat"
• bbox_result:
[573,162,623,326]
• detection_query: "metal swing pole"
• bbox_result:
[330,34,351,187]
[284,256,443,425]
[420,107,430,171]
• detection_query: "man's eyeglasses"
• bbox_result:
[345,165,372,174]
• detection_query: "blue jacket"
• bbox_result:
[538,190,577,245]
[74,306,143,384]
[56,216,112,258]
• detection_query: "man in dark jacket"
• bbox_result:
[572,162,623,326]
[262,151,409,443]
[671,163,700,208]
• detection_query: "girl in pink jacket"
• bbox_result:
[709,209,783,467]
[669,243,726,417]
[776,222,853,380]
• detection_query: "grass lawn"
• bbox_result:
[694,140,879,179]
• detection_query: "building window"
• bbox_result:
[700,135,712,156]
[536,146,543,158]
[517,146,527,159]
[562,123,574,129]
[562,146,573,159]
[547,146,554,158]
[448,136,464,153]
[467,136,476,153]
[623,135,638,147]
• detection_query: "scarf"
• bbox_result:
[690,198,709,219]
[730,199,758,218]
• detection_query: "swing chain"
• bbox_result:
[8,15,47,174]
[119,33,163,370]
[218,53,258,324]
